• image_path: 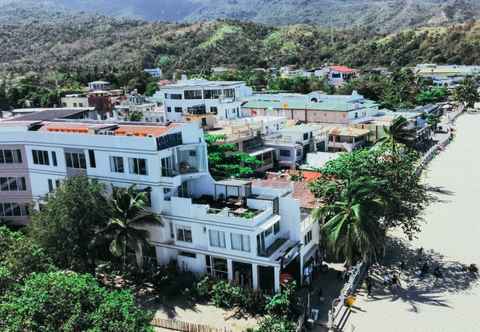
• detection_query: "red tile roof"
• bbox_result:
[330,65,356,74]
[252,172,319,209]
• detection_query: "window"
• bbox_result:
[169,222,174,238]
[231,233,250,252]
[179,251,196,258]
[223,89,235,99]
[0,202,29,217]
[210,106,218,114]
[88,150,96,168]
[55,179,61,188]
[156,133,183,150]
[176,226,192,243]
[264,227,273,237]
[110,156,124,173]
[0,177,27,192]
[304,230,313,245]
[274,221,280,234]
[174,107,183,113]
[165,93,182,100]
[279,150,291,157]
[164,188,172,201]
[303,133,309,140]
[129,158,148,175]
[209,230,226,248]
[48,179,54,193]
[65,152,86,169]
[32,150,50,165]
[0,149,22,164]
[167,107,172,112]
[51,151,57,166]
[204,89,222,99]
[184,90,202,100]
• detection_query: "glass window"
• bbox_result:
[4,150,13,163]
[8,177,17,191]
[304,230,313,245]
[274,222,280,234]
[32,150,50,165]
[231,233,250,252]
[204,89,222,99]
[0,177,8,191]
[279,150,291,157]
[129,158,148,175]
[167,107,172,112]
[110,156,124,173]
[223,89,235,99]
[52,151,57,166]
[176,226,192,243]
[48,179,54,193]
[184,90,203,99]
[209,230,226,248]
[88,150,96,168]
[174,107,183,113]
[210,106,218,114]
[65,152,86,169]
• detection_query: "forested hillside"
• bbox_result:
[2,7,480,79]
[2,0,479,32]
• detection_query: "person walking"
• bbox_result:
[366,278,373,297]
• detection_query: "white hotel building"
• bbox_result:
[160,79,253,122]
[0,118,319,292]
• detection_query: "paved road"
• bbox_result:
[345,113,480,332]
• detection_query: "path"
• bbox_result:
[345,113,480,332]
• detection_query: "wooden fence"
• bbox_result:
[151,318,231,332]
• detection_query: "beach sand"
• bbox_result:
[345,114,480,332]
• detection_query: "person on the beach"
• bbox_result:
[433,266,443,278]
[420,262,430,277]
[383,273,391,286]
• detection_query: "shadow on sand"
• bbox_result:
[361,238,478,313]
[138,293,200,319]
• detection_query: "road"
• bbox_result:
[345,113,480,332]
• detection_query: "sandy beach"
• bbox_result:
[345,113,480,332]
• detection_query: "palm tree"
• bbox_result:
[96,185,162,270]
[426,114,441,132]
[312,177,386,265]
[377,115,417,153]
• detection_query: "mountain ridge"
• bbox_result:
[1,0,479,32]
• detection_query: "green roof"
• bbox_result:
[242,99,378,112]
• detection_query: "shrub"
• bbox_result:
[211,280,244,308]
[0,271,153,332]
[265,282,297,319]
[256,315,296,332]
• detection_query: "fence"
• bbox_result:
[327,262,367,331]
[151,318,231,332]
[415,105,464,176]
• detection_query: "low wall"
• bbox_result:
[151,318,231,332]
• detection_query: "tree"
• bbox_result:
[454,77,479,107]
[0,226,54,290]
[312,177,385,264]
[377,115,417,153]
[426,114,441,132]
[206,134,262,179]
[96,185,162,270]
[0,271,153,332]
[29,176,111,273]
[144,81,158,97]
[314,146,430,239]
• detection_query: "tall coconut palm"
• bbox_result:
[377,115,417,153]
[312,177,385,265]
[96,185,162,270]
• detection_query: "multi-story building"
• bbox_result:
[160,79,253,122]
[0,118,320,292]
[243,91,379,124]
[414,64,480,88]
[61,94,89,108]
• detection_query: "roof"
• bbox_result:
[7,108,93,121]
[161,79,245,90]
[243,98,377,113]
[288,170,322,182]
[114,124,178,137]
[215,179,252,187]
[328,127,370,137]
[249,147,276,157]
[251,173,318,209]
[330,65,356,74]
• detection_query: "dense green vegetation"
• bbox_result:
[3,6,480,84]
[310,139,432,263]
[0,226,153,331]
[4,0,480,33]
[206,134,262,179]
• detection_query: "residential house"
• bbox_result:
[160,78,253,122]
[0,120,320,292]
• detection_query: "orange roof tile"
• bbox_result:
[114,124,177,137]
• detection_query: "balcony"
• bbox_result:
[160,145,207,178]
[165,195,277,228]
